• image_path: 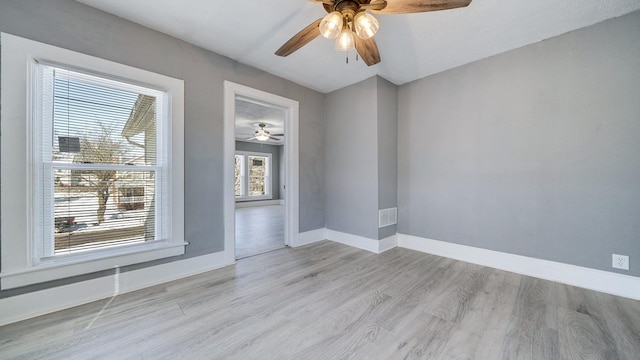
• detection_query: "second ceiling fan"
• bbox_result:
[246,123,283,142]
[275,0,472,66]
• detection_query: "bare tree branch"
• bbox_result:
[77,126,124,224]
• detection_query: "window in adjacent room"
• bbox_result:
[234,151,271,200]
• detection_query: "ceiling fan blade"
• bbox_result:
[275,19,323,57]
[372,0,472,14]
[308,0,336,11]
[354,36,381,66]
[269,136,281,141]
[270,134,285,136]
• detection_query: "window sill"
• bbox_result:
[235,196,273,202]
[0,241,188,290]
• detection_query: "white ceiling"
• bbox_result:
[234,98,286,145]
[77,0,640,93]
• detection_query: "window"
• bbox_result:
[234,151,271,201]
[1,33,185,289]
[41,65,164,256]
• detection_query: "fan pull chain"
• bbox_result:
[346,50,349,64]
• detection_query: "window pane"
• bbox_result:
[235,155,242,196]
[248,156,266,177]
[50,66,157,166]
[249,177,265,196]
[53,169,155,254]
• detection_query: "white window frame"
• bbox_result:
[0,33,186,289]
[234,151,272,201]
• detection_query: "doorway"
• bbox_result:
[223,82,299,264]
[234,99,285,258]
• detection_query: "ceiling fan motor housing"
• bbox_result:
[334,0,361,22]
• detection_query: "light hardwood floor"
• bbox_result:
[1,241,639,359]
[235,204,284,259]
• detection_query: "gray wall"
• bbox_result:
[377,77,398,239]
[325,76,399,240]
[0,0,325,297]
[235,141,282,200]
[397,11,640,276]
[325,77,379,239]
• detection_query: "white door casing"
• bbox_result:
[223,81,299,264]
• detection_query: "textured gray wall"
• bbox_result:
[377,77,398,239]
[325,76,399,240]
[398,11,640,276]
[299,89,326,232]
[325,77,379,239]
[0,0,325,296]
[235,141,281,200]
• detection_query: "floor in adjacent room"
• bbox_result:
[1,241,639,360]
[235,204,284,259]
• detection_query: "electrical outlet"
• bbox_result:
[612,254,629,270]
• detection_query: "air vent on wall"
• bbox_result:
[379,207,397,228]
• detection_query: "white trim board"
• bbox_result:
[235,199,284,208]
[322,229,639,300]
[397,233,640,300]
[325,229,397,254]
[294,228,327,247]
[0,251,227,327]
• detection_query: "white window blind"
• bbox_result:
[36,64,168,258]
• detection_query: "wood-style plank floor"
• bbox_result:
[1,241,639,360]
[235,205,284,259]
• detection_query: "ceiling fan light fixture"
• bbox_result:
[255,133,270,141]
[335,26,355,51]
[354,11,379,39]
[319,11,343,39]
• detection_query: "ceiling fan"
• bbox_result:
[275,0,472,65]
[246,123,283,142]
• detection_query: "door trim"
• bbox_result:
[223,81,299,264]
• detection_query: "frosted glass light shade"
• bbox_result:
[335,27,355,51]
[354,11,379,39]
[319,11,343,39]
[256,132,269,141]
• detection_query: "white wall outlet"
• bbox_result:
[612,254,629,270]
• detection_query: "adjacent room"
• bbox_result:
[1,0,639,359]
[234,97,287,259]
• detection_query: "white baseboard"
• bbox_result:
[379,234,398,253]
[293,228,327,247]
[397,234,640,300]
[325,229,395,254]
[235,200,283,208]
[0,251,228,326]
